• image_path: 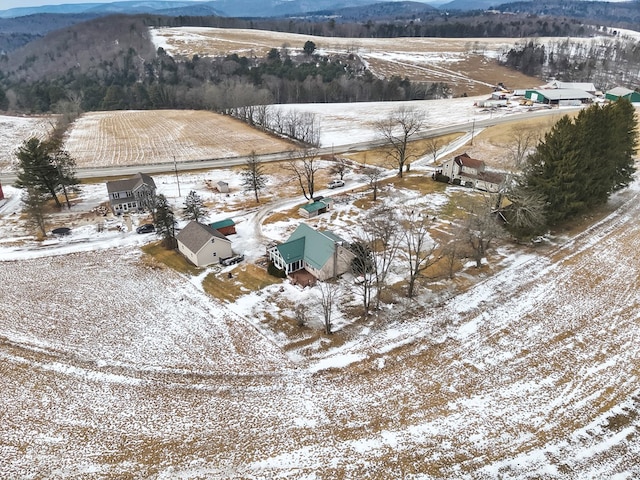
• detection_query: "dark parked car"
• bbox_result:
[136,223,155,234]
[220,254,244,266]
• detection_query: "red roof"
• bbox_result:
[455,153,485,170]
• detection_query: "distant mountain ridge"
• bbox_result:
[0,0,529,19]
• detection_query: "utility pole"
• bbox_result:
[470,118,476,146]
[173,156,181,198]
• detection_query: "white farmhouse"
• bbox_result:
[176,221,233,267]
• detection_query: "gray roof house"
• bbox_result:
[106,173,156,215]
[177,221,233,267]
[268,223,354,281]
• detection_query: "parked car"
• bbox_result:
[136,223,155,234]
[220,254,244,266]
[328,179,345,189]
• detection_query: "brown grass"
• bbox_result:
[201,263,281,303]
[141,242,203,275]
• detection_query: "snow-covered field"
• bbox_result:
[1,152,639,477]
[0,114,54,174]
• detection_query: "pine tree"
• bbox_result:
[14,137,78,209]
[183,190,207,222]
[154,194,177,249]
[21,186,48,239]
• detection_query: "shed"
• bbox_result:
[298,198,333,218]
[176,221,233,267]
[605,87,640,103]
[209,218,236,236]
[216,181,230,193]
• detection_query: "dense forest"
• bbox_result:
[0,6,629,120]
[501,35,640,90]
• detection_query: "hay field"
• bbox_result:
[64,109,294,168]
[151,27,545,96]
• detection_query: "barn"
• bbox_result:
[524,89,593,106]
[605,87,640,103]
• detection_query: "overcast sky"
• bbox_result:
[1,0,209,10]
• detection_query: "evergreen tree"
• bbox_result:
[154,194,177,249]
[183,190,207,222]
[21,186,48,239]
[523,101,637,225]
[15,138,62,208]
[241,151,267,203]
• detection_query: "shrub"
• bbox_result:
[433,173,450,183]
[267,261,287,278]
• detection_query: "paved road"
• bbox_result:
[0,106,575,184]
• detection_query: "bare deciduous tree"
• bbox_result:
[425,136,443,165]
[355,205,402,312]
[375,106,426,178]
[318,281,340,334]
[363,165,384,201]
[350,240,374,318]
[241,150,267,203]
[329,156,349,180]
[463,195,505,268]
[499,182,547,241]
[441,234,462,280]
[506,126,539,168]
[402,208,438,298]
[283,148,322,200]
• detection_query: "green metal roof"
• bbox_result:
[276,223,345,270]
[209,218,235,229]
[276,237,305,264]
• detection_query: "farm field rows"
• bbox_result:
[0,178,639,478]
[63,109,295,168]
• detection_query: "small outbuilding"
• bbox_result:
[176,221,233,267]
[216,181,230,193]
[605,86,640,103]
[209,218,236,236]
[298,198,333,218]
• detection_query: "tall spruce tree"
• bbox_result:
[523,100,637,225]
[154,194,177,249]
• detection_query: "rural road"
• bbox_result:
[0,106,573,184]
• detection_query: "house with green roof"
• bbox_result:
[298,198,333,218]
[268,223,354,281]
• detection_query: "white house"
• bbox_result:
[437,153,506,193]
[106,172,156,215]
[176,221,233,267]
